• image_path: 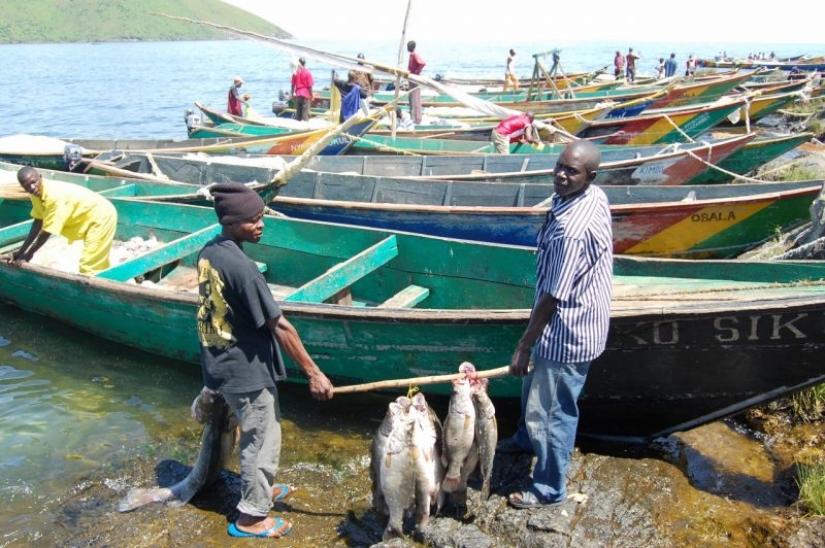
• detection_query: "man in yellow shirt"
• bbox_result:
[5,166,117,275]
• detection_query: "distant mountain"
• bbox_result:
[0,0,290,44]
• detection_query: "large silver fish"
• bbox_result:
[374,394,421,540]
[117,388,238,512]
[410,392,444,529]
[370,395,412,517]
[471,376,497,500]
[440,362,478,496]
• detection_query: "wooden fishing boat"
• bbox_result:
[0,116,379,171]
[699,56,825,72]
[305,132,804,186]
[192,120,502,143]
[424,67,608,89]
[62,144,818,258]
[405,73,760,121]
[187,121,294,139]
[2,198,825,442]
[268,176,822,258]
[579,97,748,145]
[89,133,756,187]
[687,132,814,185]
[716,89,806,127]
[738,78,811,94]
[315,78,626,108]
[643,70,756,110]
[197,100,611,141]
[0,160,289,209]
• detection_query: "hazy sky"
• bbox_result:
[221,0,823,45]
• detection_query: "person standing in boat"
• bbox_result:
[656,58,666,79]
[685,54,698,79]
[4,166,117,275]
[332,70,369,123]
[291,57,314,121]
[227,76,250,117]
[351,52,375,114]
[625,48,641,83]
[613,50,625,80]
[664,53,678,78]
[490,112,543,154]
[504,49,519,92]
[197,183,334,538]
[499,140,613,509]
[406,40,426,124]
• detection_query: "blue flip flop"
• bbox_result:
[228,517,292,538]
[272,483,294,502]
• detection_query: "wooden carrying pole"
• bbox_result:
[333,365,511,394]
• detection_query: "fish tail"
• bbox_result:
[117,487,174,512]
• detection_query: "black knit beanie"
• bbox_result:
[211,183,265,225]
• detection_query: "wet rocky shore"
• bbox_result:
[34,385,825,548]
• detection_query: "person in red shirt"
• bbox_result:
[613,51,625,80]
[406,40,426,124]
[290,57,314,121]
[490,112,542,154]
[227,76,249,117]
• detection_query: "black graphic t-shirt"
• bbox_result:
[197,235,286,393]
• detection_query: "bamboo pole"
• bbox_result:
[393,0,413,138]
[333,365,511,395]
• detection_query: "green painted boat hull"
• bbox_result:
[2,198,825,441]
[687,133,813,184]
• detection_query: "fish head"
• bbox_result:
[411,392,428,413]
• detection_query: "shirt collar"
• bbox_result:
[551,185,591,215]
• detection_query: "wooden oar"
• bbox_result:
[333,365,511,394]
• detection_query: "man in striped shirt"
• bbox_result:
[504,139,613,509]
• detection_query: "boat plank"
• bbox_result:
[0,219,35,249]
[96,225,221,282]
[285,235,398,303]
[378,284,430,309]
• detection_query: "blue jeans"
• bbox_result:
[223,386,282,517]
[512,353,591,502]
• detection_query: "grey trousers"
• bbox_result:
[223,386,282,517]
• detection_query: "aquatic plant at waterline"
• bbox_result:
[796,462,825,515]
[792,383,825,423]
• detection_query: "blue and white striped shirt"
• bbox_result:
[534,185,613,363]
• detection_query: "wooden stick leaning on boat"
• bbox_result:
[333,365,511,394]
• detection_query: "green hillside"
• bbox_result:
[0,0,290,43]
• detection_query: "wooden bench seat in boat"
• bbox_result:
[378,284,430,308]
[284,235,398,304]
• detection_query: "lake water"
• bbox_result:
[1,39,818,139]
[1,38,821,545]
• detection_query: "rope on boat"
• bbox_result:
[662,114,696,142]
[683,148,768,183]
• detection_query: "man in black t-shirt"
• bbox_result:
[197,183,334,538]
